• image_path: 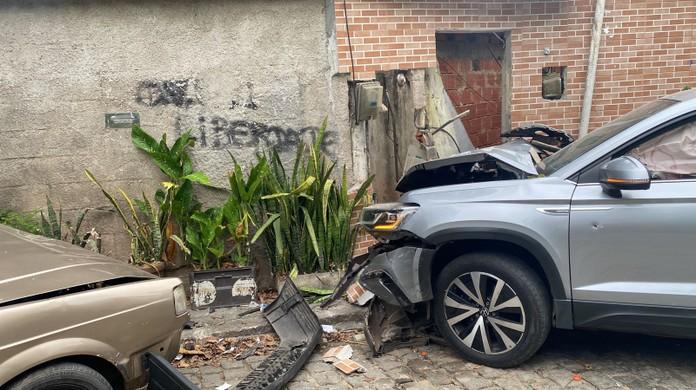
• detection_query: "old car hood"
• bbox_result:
[396,139,538,193]
[0,225,154,305]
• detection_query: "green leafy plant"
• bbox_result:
[176,207,226,270]
[223,156,271,266]
[40,196,93,247]
[86,170,162,264]
[0,209,41,234]
[257,119,373,274]
[131,126,208,263]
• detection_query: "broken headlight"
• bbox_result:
[360,203,419,234]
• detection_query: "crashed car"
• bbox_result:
[0,225,189,389]
[330,89,696,368]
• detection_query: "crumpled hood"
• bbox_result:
[0,225,154,305]
[396,140,538,193]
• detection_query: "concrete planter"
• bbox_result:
[189,267,256,310]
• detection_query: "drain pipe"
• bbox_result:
[578,0,606,138]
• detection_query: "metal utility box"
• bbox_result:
[355,81,383,122]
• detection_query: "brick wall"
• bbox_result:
[334,0,696,136]
[349,187,378,257]
[437,33,503,147]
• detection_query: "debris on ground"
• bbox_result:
[333,359,366,375]
[215,383,232,390]
[346,282,374,306]
[235,279,322,390]
[174,334,279,368]
[257,289,278,304]
[322,324,337,333]
[322,345,353,363]
[324,329,361,344]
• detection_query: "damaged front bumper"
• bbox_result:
[324,242,436,355]
[359,245,435,307]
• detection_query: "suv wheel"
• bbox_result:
[433,252,551,368]
[7,362,113,390]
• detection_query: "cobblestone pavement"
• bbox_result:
[180,329,696,389]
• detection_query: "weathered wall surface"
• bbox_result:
[0,0,354,260]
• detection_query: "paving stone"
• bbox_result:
[428,368,454,385]
[183,329,696,390]
[493,376,530,390]
[455,374,497,390]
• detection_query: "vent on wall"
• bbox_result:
[542,66,566,100]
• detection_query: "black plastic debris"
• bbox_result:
[145,352,198,390]
[321,252,370,308]
[235,279,321,390]
[364,298,428,356]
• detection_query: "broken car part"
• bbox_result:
[190,267,255,310]
[364,298,429,355]
[320,252,370,308]
[396,139,538,192]
[145,352,198,390]
[235,279,321,390]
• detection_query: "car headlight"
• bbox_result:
[360,202,419,232]
[173,284,188,316]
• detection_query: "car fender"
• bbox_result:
[425,225,567,301]
[0,337,122,387]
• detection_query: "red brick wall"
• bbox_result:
[349,188,377,257]
[334,0,696,136]
[437,33,503,147]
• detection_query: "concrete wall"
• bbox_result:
[0,0,356,260]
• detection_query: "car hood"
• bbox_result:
[0,225,154,305]
[396,139,538,192]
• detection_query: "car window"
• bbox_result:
[628,119,696,180]
[544,99,677,175]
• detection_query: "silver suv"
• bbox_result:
[357,89,696,368]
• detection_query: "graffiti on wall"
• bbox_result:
[136,79,201,108]
[175,116,337,156]
[229,82,259,110]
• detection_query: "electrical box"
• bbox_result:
[355,81,383,122]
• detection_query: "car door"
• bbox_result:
[570,117,696,330]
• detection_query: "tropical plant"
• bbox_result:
[176,207,226,270]
[86,170,163,264]
[257,119,373,274]
[130,125,208,263]
[39,196,91,247]
[0,209,41,234]
[223,156,270,266]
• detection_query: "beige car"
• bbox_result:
[0,225,189,390]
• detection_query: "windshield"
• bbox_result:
[543,99,677,175]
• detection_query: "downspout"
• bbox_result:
[578,0,606,138]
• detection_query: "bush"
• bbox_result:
[257,120,373,274]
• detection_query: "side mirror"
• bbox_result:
[599,156,651,196]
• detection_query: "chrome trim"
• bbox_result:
[571,207,613,211]
[536,207,570,215]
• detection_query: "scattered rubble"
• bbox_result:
[174,334,279,368]
[322,345,354,363]
[333,359,366,375]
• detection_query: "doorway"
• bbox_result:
[436,31,510,148]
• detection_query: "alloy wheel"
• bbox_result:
[443,271,526,355]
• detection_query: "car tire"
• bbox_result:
[433,252,551,368]
[7,362,113,390]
